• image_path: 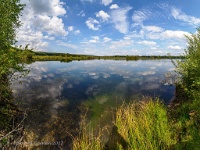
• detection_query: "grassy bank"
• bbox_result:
[114,98,174,150]
[73,98,169,150]
[72,96,200,150]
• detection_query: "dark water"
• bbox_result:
[11,59,176,148]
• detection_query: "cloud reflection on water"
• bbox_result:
[11,59,176,146]
[13,60,176,101]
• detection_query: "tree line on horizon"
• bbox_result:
[13,47,185,62]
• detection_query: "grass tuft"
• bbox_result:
[72,119,106,150]
[71,96,200,150]
[114,97,175,150]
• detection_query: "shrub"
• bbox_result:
[175,28,200,99]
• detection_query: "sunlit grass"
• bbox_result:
[72,97,178,150]
[114,97,175,150]
[71,94,200,150]
[72,119,106,150]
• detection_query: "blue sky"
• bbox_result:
[17,0,200,56]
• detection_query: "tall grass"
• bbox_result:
[72,97,177,150]
[115,97,175,150]
[72,119,106,150]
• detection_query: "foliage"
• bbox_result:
[0,0,25,147]
[175,28,200,99]
[0,48,25,79]
[0,0,25,79]
[114,97,175,150]
[0,0,24,50]
[169,86,200,149]
[0,0,25,97]
[171,28,200,149]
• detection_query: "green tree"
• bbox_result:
[173,28,200,149]
[0,0,25,78]
[0,0,25,146]
[0,0,24,49]
[175,28,200,98]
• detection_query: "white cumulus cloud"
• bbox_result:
[96,10,110,22]
[29,0,66,16]
[17,28,48,50]
[33,15,67,36]
[161,30,189,39]
[85,18,100,30]
[110,4,119,9]
[101,0,112,6]
[16,0,67,50]
[68,26,74,32]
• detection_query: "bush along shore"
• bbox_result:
[72,29,200,150]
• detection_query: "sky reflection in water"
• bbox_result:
[11,60,176,146]
[13,60,176,101]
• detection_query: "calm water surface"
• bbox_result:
[11,59,176,147]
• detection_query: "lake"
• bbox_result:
[11,59,176,148]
